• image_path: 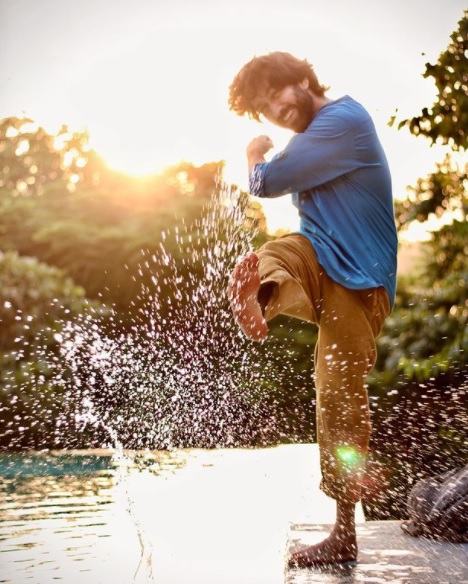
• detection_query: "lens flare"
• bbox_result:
[336,445,362,467]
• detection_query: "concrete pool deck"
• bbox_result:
[284,444,468,583]
[286,520,468,583]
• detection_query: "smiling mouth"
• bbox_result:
[281,107,295,124]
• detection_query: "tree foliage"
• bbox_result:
[395,155,467,228]
[373,155,468,384]
[392,10,468,150]
[0,117,260,314]
[0,251,105,449]
[373,11,468,388]
[364,11,468,520]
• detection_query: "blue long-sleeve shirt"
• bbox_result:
[249,95,398,307]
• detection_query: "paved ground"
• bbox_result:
[286,521,468,584]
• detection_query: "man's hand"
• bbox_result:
[247,135,274,173]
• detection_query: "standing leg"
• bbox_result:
[290,279,390,566]
[290,499,357,568]
[315,281,390,503]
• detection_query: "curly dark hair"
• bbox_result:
[228,51,328,121]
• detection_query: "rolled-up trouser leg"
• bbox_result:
[314,274,390,502]
[254,233,390,503]
[256,235,321,323]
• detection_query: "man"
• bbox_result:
[227,52,398,567]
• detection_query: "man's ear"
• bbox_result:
[299,78,309,90]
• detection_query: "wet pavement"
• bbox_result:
[286,520,468,583]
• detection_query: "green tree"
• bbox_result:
[376,10,468,386]
[0,251,105,449]
[364,11,468,520]
[392,10,467,150]
[0,117,233,312]
[374,157,467,383]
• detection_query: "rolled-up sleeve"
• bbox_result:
[248,162,268,197]
[248,112,359,198]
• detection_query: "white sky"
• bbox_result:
[0,0,465,234]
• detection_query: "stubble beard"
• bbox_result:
[290,86,316,133]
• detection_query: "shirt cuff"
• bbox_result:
[248,162,269,197]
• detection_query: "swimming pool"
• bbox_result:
[0,445,336,584]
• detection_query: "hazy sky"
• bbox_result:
[0,0,465,232]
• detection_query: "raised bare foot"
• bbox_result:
[228,253,268,342]
[288,527,357,568]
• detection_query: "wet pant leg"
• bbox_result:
[314,275,390,502]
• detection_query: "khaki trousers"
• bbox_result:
[256,234,391,503]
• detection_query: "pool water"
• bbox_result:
[0,452,137,583]
[0,444,347,584]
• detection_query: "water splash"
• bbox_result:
[38,182,296,580]
[52,183,288,452]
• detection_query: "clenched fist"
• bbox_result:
[247,135,274,158]
[247,135,274,172]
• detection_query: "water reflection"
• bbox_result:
[1,446,327,584]
[0,453,131,583]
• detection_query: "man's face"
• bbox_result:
[252,79,315,132]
